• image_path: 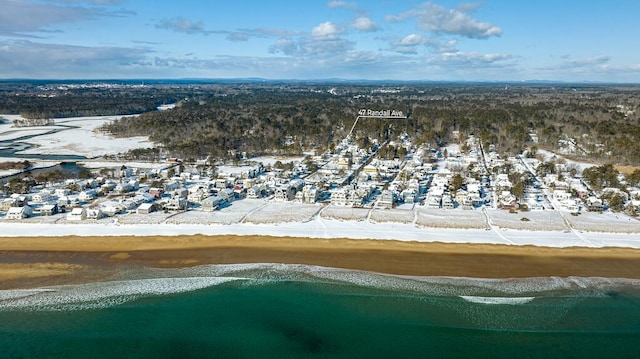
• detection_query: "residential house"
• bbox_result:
[187,188,208,203]
[246,185,264,199]
[586,196,604,212]
[55,188,70,198]
[201,196,223,211]
[377,190,395,209]
[86,208,106,220]
[31,192,51,204]
[66,207,87,221]
[330,188,350,206]
[273,185,294,202]
[498,191,518,210]
[165,196,187,211]
[218,188,235,203]
[5,205,32,219]
[149,187,165,199]
[442,195,455,209]
[298,184,320,204]
[40,204,59,216]
[136,203,156,214]
[78,189,98,202]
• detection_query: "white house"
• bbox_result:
[79,189,98,202]
[31,192,51,203]
[66,207,87,221]
[136,203,156,214]
[40,204,59,216]
[5,205,32,220]
[201,196,223,211]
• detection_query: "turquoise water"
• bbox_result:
[1,264,640,358]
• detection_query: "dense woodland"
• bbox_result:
[102,83,640,165]
[3,81,640,165]
[0,80,208,119]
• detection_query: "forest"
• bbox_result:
[102,83,640,165]
[0,80,210,118]
[2,80,640,165]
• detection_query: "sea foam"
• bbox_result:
[3,263,640,311]
[459,296,536,305]
[0,276,244,311]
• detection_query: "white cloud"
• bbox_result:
[539,55,611,72]
[399,34,426,46]
[344,50,379,63]
[352,17,378,32]
[388,34,428,54]
[386,2,502,39]
[269,38,298,55]
[156,17,206,35]
[327,1,357,9]
[237,28,301,38]
[226,33,249,42]
[311,21,342,39]
[0,0,130,37]
[427,51,514,68]
[0,40,151,78]
[566,55,610,68]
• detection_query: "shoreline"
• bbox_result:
[2,234,640,290]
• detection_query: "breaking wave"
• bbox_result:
[460,296,536,305]
[0,277,243,311]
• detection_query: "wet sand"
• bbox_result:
[1,234,640,289]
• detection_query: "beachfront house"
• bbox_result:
[377,190,395,209]
[586,197,604,212]
[246,185,263,199]
[201,196,223,211]
[66,207,87,221]
[273,185,294,202]
[40,204,59,216]
[86,208,106,220]
[164,196,187,211]
[5,205,33,220]
[136,203,156,214]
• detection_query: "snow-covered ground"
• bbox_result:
[242,202,322,224]
[487,210,568,231]
[321,206,370,221]
[415,208,487,229]
[1,209,638,249]
[369,207,414,224]
[0,114,152,159]
[566,211,640,233]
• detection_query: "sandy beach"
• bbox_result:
[2,234,640,289]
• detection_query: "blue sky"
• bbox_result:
[1,0,639,81]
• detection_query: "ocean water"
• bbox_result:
[1,264,640,358]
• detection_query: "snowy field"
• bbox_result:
[487,210,569,231]
[168,199,268,225]
[118,212,175,225]
[243,202,323,224]
[2,213,639,249]
[369,207,414,224]
[320,206,370,221]
[415,208,487,229]
[566,211,640,233]
[0,114,152,158]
